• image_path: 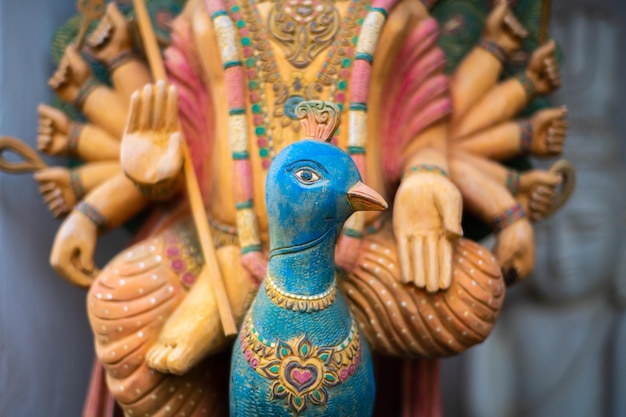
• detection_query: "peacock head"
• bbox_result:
[266,101,387,250]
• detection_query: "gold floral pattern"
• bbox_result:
[240,316,362,413]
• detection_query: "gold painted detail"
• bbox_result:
[265,273,337,312]
[269,0,340,68]
[240,316,362,413]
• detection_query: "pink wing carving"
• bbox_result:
[380,17,452,184]
[165,18,215,200]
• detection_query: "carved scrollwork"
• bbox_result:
[268,0,340,68]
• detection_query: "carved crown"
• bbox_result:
[296,101,341,143]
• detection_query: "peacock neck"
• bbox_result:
[267,226,338,296]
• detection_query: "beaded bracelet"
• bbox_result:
[516,72,536,98]
[73,78,101,110]
[518,119,533,154]
[404,164,448,178]
[493,203,526,233]
[107,50,140,72]
[69,170,86,200]
[505,170,521,196]
[478,38,507,62]
[75,201,108,229]
[67,122,83,155]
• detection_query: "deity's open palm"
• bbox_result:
[121,81,183,193]
[393,173,463,292]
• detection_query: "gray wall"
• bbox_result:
[0,1,129,415]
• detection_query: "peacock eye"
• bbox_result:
[294,169,320,184]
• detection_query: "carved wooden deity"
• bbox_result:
[0,0,572,415]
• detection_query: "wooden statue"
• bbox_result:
[230,101,383,416]
[0,0,574,415]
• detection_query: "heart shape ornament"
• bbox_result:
[281,357,324,395]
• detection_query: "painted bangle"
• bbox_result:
[478,38,507,62]
[73,78,101,110]
[67,122,83,154]
[519,119,533,154]
[107,50,140,72]
[405,164,448,178]
[69,169,86,200]
[493,203,526,233]
[505,170,521,196]
[517,72,536,98]
[75,201,108,229]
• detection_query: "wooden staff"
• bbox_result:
[131,0,237,336]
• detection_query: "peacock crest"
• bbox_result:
[295,101,340,143]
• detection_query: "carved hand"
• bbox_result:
[33,168,78,218]
[120,81,184,191]
[527,40,561,95]
[50,210,98,288]
[518,170,562,221]
[48,46,93,103]
[493,218,534,283]
[529,107,568,156]
[87,3,133,63]
[37,104,71,155]
[483,0,528,53]
[393,173,463,292]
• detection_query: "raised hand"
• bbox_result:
[393,172,463,292]
[33,168,78,218]
[529,107,568,156]
[48,46,93,103]
[527,40,561,95]
[120,81,184,193]
[87,3,133,63]
[50,210,98,288]
[37,104,73,156]
[483,0,528,53]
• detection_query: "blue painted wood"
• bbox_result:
[230,139,377,416]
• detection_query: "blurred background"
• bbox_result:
[0,0,624,416]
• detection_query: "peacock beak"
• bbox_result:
[347,181,388,212]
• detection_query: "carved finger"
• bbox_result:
[503,13,528,39]
[549,126,567,136]
[153,80,167,131]
[426,235,439,292]
[48,196,68,212]
[87,17,113,49]
[139,84,153,131]
[38,182,56,193]
[535,185,554,197]
[547,136,565,147]
[34,169,66,183]
[438,236,452,290]
[43,188,62,204]
[412,236,425,288]
[531,192,553,206]
[126,90,141,134]
[37,135,51,150]
[552,119,568,129]
[165,84,179,132]
[106,3,128,28]
[39,117,53,129]
[397,235,412,284]
[48,64,69,89]
[52,204,70,218]
[529,199,550,214]
[38,125,53,136]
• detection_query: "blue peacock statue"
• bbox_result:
[229,101,387,416]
